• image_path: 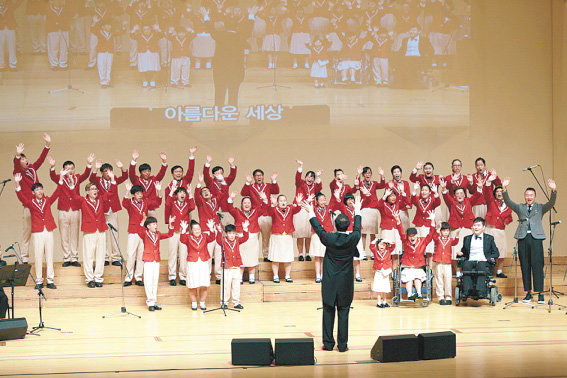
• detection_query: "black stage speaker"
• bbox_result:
[0,318,27,341]
[418,331,456,360]
[371,334,419,363]
[231,338,273,366]
[274,338,315,366]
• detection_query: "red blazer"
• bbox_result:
[397,223,435,267]
[375,198,399,230]
[195,185,222,227]
[0,0,23,30]
[294,169,322,203]
[268,205,301,234]
[129,162,167,211]
[432,233,459,264]
[73,195,108,233]
[45,4,72,32]
[203,163,237,209]
[442,191,482,229]
[240,182,280,209]
[468,172,502,205]
[483,184,513,230]
[291,16,309,33]
[331,202,358,232]
[89,170,129,213]
[371,243,394,271]
[181,231,216,262]
[227,201,268,233]
[16,186,61,233]
[307,43,330,65]
[216,232,249,268]
[122,196,162,234]
[96,29,115,53]
[329,179,357,209]
[13,146,49,200]
[164,157,195,222]
[388,180,412,210]
[128,6,156,28]
[311,205,334,233]
[170,34,193,58]
[138,227,174,262]
[133,31,161,53]
[339,35,366,60]
[165,195,195,232]
[357,179,386,209]
[49,166,90,211]
[368,36,392,58]
[409,172,441,189]
[444,174,471,195]
[411,194,441,227]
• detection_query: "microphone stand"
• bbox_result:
[103,224,141,319]
[204,213,240,316]
[503,243,534,309]
[49,24,85,95]
[11,243,65,335]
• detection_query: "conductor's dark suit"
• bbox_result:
[310,213,361,351]
[460,233,499,297]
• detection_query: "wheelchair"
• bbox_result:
[391,260,433,307]
[331,56,369,87]
[454,257,502,306]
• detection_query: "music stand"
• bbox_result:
[0,263,31,319]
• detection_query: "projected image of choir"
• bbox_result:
[1,0,471,89]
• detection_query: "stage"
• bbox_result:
[2,299,567,377]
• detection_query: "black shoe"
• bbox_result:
[523,292,533,303]
[35,283,43,290]
[338,346,348,352]
[95,282,103,287]
[234,304,244,309]
[273,277,280,283]
[22,261,29,264]
[112,261,122,267]
[170,279,177,286]
[87,281,96,288]
[285,278,293,283]
[221,304,228,309]
[383,303,390,308]
[249,280,255,284]
[363,257,368,261]
[409,293,418,301]
[71,261,81,267]
[440,299,447,305]
[123,281,132,287]
[370,255,375,260]
[377,303,383,308]
[153,305,162,310]
[355,276,363,282]
[263,257,271,262]
[305,255,312,261]
[315,278,322,283]
[298,255,304,261]
[104,261,110,266]
[149,306,155,311]
[135,281,144,286]
[62,261,71,267]
[46,283,57,289]
[496,273,507,278]
[215,279,221,285]
[179,280,186,286]
[322,345,334,351]
[191,305,198,311]
[538,293,545,304]
[446,299,452,305]
[240,280,243,285]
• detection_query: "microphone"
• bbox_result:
[551,220,562,226]
[4,243,15,253]
[0,178,11,185]
[106,222,118,232]
[523,164,540,171]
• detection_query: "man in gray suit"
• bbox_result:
[502,177,557,304]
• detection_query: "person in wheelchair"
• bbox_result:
[394,210,436,301]
[457,217,499,299]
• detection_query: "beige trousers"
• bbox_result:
[105,211,120,262]
[434,262,452,299]
[31,229,54,284]
[58,210,80,262]
[125,233,144,282]
[143,261,160,306]
[221,267,241,305]
[82,231,106,283]
[168,232,188,280]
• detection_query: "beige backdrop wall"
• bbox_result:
[0,0,563,261]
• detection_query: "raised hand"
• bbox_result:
[170,180,179,192]
[357,165,363,176]
[488,169,497,182]
[354,177,360,187]
[467,174,474,184]
[259,191,268,202]
[427,210,436,221]
[548,178,557,191]
[296,159,303,167]
[377,166,385,177]
[16,143,24,156]
[206,219,215,232]
[296,193,304,204]
[228,156,235,166]
[392,210,400,223]
[95,159,103,170]
[159,152,167,162]
[384,188,393,198]
[430,183,438,194]
[502,177,511,188]
[360,185,370,196]
[154,182,162,192]
[242,220,250,231]
[132,149,139,161]
[413,182,420,193]
[230,191,237,200]
[206,155,213,164]
[180,220,189,233]
[316,169,323,177]
[60,168,71,178]
[299,200,311,213]
[125,182,132,192]
[169,216,176,224]
[198,173,204,184]
[354,195,362,211]
[270,195,277,206]
[333,188,341,199]
[116,160,123,169]
[415,161,424,171]
[43,132,51,147]
[189,145,198,155]
[87,153,95,165]
[270,171,278,181]
[306,193,315,203]
[246,174,253,184]
[48,156,56,167]
[108,170,115,181]
[14,173,22,183]
[388,181,394,189]
[439,178,447,190]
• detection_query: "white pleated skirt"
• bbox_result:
[268,234,294,263]
[372,269,392,292]
[240,232,260,267]
[186,259,210,288]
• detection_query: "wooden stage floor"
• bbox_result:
[2,298,567,377]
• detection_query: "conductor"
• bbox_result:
[301,196,362,352]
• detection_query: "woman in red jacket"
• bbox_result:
[370,238,395,308]
[138,215,175,311]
